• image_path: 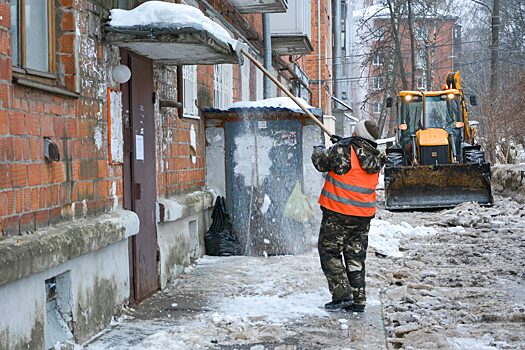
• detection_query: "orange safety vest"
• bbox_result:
[318,146,379,217]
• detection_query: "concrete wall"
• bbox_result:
[205,126,226,197]
[491,164,525,204]
[157,191,214,289]
[0,210,139,350]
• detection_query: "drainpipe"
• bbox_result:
[175,0,184,117]
[263,13,272,99]
[318,0,322,110]
[333,0,342,101]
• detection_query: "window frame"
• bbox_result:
[240,61,251,101]
[372,76,384,90]
[416,76,426,90]
[182,65,199,119]
[11,0,57,77]
[214,64,233,110]
[373,101,382,114]
[372,53,384,66]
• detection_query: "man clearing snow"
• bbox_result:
[312,120,385,312]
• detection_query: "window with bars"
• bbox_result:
[10,0,56,74]
[372,77,384,90]
[214,64,233,109]
[241,62,251,101]
[183,65,199,118]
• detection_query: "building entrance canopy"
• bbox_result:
[105,2,242,65]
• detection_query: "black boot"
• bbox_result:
[324,298,353,310]
[345,303,365,313]
[345,287,366,312]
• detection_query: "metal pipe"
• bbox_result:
[241,48,332,136]
[333,0,342,100]
[263,13,272,98]
[318,0,322,110]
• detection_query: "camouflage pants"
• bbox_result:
[318,211,370,305]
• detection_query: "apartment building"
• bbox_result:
[350,1,461,134]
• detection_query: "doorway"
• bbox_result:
[121,50,159,301]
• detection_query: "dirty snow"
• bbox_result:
[227,97,313,112]
[109,1,237,46]
[76,196,525,350]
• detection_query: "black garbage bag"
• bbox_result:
[205,196,240,256]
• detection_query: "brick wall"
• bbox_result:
[0,0,122,236]
[0,0,300,236]
[307,0,333,115]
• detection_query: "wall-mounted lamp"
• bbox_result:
[112,64,131,84]
[44,137,60,162]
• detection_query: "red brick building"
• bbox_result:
[0,0,337,348]
[351,3,460,132]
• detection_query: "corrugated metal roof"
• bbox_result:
[201,107,323,117]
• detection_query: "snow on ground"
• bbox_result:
[109,1,237,46]
[84,253,387,349]
[368,219,437,258]
[78,195,525,350]
[227,97,313,112]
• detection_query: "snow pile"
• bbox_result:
[368,219,437,258]
[227,97,313,112]
[491,164,525,204]
[109,1,236,46]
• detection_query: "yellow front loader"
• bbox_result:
[384,72,493,210]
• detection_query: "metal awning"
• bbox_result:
[105,25,241,65]
[271,34,314,55]
[229,0,288,13]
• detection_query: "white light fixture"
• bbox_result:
[112,64,131,84]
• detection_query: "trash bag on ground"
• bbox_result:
[283,182,315,223]
[205,196,240,256]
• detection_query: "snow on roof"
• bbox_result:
[109,1,236,46]
[227,97,314,111]
[353,4,389,19]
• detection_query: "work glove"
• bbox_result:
[330,135,342,144]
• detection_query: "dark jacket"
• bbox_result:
[311,136,385,175]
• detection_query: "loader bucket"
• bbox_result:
[384,163,493,210]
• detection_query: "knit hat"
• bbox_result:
[354,120,380,142]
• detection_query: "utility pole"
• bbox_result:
[490,0,500,92]
[333,0,342,100]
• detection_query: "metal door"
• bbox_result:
[224,119,305,256]
[122,51,159,301]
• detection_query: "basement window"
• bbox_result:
[45,272,74,349]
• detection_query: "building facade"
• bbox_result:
[0,0,336,348]
[349,1,460,135]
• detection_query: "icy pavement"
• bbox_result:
[79,195,524,350]
[84,255,387,350]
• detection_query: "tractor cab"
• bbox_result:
[395,90,469,166]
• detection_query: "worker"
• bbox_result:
[311,120,384,312]
[427,107,441,128]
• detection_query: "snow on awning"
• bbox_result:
[202,97,323,117]
[105,1,241,65]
